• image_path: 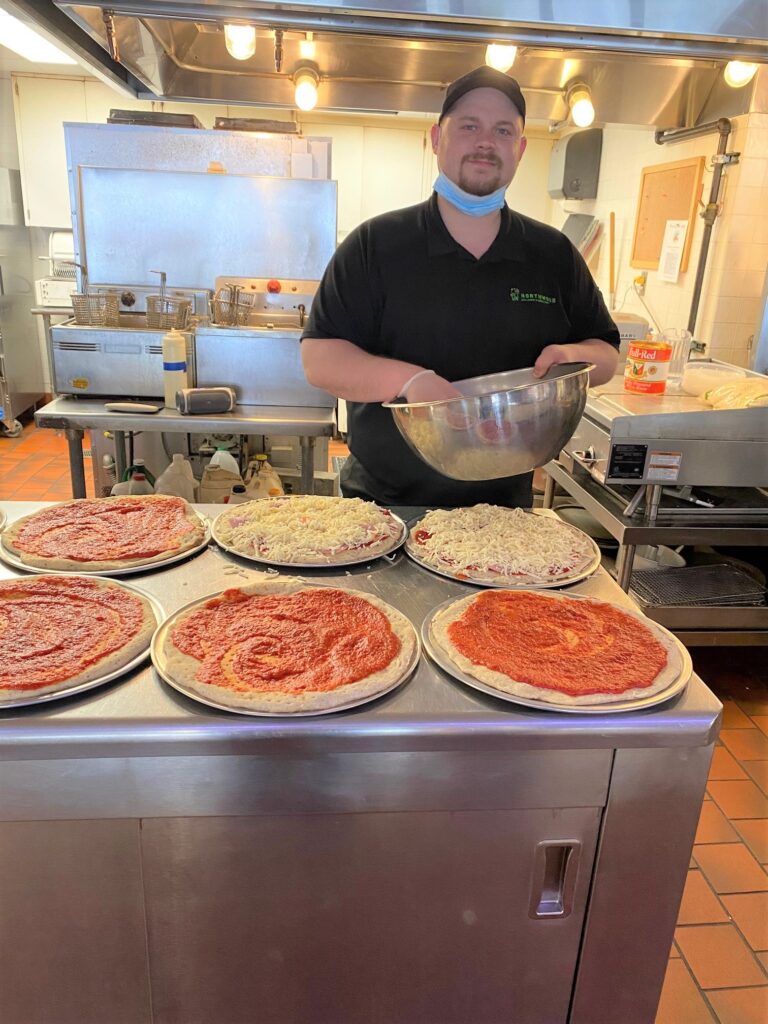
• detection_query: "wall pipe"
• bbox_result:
[655,118,734,337]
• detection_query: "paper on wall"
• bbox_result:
[657,219,688,283]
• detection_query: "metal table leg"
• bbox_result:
[112,430,127,482]
[299,436,316,495]
[542,472,556,510]
[64,428,87,498]
[615,544,637,592]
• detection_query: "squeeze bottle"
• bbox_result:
[162,329,189,409]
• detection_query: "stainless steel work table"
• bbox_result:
[34,397,336,497]
[0,502,721,1024]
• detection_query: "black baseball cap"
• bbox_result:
[439,66,526,124]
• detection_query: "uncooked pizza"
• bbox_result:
[430,589,683,707]
[407,505,598,586]
[0,574,157,701]
[2,495,206,572]
[156,578,418,713]
[213,495,403,565]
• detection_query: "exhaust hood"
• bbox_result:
[12,1,768,127]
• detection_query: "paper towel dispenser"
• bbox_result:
[548,129,603,200]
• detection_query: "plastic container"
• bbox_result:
[110,472,155,496]
[681,362,746,397]
[121,458,156,486]
[209,447,241,476]
[660,329,693,393]
[162,329,189,409]
[225,484,251,505]
[245,454,284,498]
[623,339,672,394]
[154,454,196,502]
[199,465,242,503]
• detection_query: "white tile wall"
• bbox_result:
[554,113,768,366]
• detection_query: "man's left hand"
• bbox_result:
[532,344,571,378]
[532,340,619,386]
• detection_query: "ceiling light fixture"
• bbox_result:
[0,10,76,64]
[485,43,517,73]
[299,31,316,61]
[294,65,319,111]
[723,60,758,88]
[567,82,595,128]
[224,23,256,61]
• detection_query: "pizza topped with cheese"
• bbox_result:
[0,574,157,702]
[157,578,418,713]
[213,495,404,565]
[1,495,206,572]
[429,589,684,707]
[406,505,598,586]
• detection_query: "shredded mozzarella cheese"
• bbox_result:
[412,505,595,580]
[216,496,399,562]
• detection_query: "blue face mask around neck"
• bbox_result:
[433,171,507,217]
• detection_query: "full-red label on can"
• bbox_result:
[624,340,672,394]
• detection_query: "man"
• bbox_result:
[302,66,619,507]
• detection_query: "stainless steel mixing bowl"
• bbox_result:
[383,362,594,481]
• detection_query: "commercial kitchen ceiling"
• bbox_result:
[6,0,768,127]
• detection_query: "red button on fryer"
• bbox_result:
[267,279,282,293]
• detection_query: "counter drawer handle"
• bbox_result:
[528,840,581,919]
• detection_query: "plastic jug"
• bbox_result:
[154,454,197,502]
[209,447,241,476]
[226,484,251,505]
[199,464,242,503]
[245,454,284,498]
[121,457,156,486]
[162,329,189,409]
[110,472,155,496]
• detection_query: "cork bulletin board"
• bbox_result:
[630,156,704,272]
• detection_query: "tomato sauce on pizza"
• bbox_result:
[0,576,153,693]
[171,587,402,695]
[447,590,668,697]
[7,496,199,565]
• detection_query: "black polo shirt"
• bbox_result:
[303,194,619,507]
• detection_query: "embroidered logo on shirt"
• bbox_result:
[509,287,556,304]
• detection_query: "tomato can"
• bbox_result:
[623,340,672,394]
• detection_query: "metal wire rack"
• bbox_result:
[630,563,766,607]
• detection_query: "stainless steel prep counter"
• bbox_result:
[34,397,336,498]
[0,502,721,1024]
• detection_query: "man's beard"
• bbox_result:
[458,154,502,196]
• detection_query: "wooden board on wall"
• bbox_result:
[630,156,704,272]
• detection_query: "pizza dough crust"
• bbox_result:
[0,576,158,700]
[430,591,683,707]
[214,496,403,565]
[406,506,598,586]
[160,577,418,713]
[2,495,206,571]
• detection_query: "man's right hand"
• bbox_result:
[404,372,463,404]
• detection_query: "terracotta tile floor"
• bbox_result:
[1,423,768,1022]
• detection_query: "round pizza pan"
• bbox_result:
[0,512,211,577]
[0,507,6,532]
[421,593,692,715]
[210,510,408,569]
[0,579,164,709]
[150,587,421,717]
[404,510,601,589]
